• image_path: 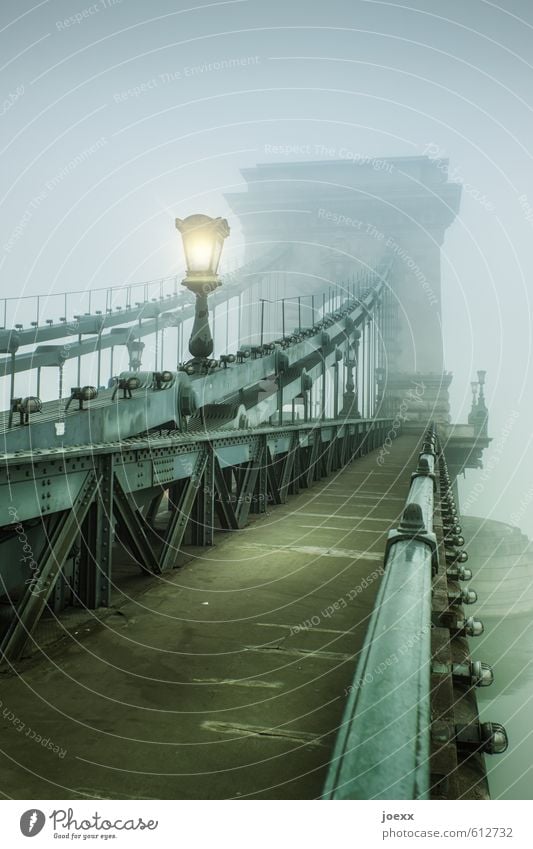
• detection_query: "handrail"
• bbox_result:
[0,253,390,380]
[0,246,289,351]
[323,425,438,800]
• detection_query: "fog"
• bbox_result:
[2,0,533,799]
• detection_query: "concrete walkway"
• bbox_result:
[0,433,420,800]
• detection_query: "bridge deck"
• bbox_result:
[0,433,420,800]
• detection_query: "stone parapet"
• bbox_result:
[379,371,453,424]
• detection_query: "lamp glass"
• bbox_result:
[176,214,230,279]
[210,237,223,275]
[185,234,217,274]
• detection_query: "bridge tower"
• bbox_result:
[225,156,460,423]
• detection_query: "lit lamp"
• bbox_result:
[175,214,230,362]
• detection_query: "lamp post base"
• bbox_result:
[340,392,361,419]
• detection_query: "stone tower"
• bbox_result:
[224,156,461,422]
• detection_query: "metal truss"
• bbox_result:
[0,416,392,664]
[0,470,99,662]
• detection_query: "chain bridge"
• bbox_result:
[0,156,504,800]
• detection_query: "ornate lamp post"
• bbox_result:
[477,370,487,405]
[375,366,386,413]
[468,372,488,436]
[468,380,479,424]
[475,370,488,436]
[175,214,230,365]
[127,338,145,372]
[340,328,361,418]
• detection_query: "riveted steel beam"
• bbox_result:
[250,434,268,515]
[159,449,209,572]
[145,490,166,526]
[113,476,160,575]
[305,431,320,488]
[0,470,99,663]
[213,458,239,530]
[280,434,299,501]
[78,455,114,609]
[235,442,265,528]
[266,447,282,506]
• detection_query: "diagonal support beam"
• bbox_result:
[306,432,320,488]
[189,448,214,546]
[159,450,208,572]
[277,434,300,504]
[287,449,300,496]
[325,436,335,475]
[113,477,160,575]
[340,429,349,466]
[280,435,298,502]
[145,490,166,526]
[266,448,282,506]
[235,444,265,527]
[214,459,240,530]
[0,471,99,664]
[78,456,114,610]
[250,435,268,515]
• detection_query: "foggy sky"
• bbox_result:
[2,0,533,539]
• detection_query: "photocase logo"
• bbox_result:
[20,810,46,837]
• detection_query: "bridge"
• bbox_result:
[0,156,504,800]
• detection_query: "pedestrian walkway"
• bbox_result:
[0,433,421,799]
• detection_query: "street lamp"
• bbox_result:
[375,365,386,412]
[477,370,487,404]
[474,369,488,436]
[175,214,230,362]
[468,380,479,425]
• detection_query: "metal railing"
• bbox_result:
[323,426,438,800]
[0,275,179,333]
[0,248,295,386]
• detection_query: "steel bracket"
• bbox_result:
[385,527,439,576]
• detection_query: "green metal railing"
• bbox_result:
[323,427,438,799]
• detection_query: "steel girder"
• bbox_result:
[159,449,208,571]
[266,433,298,505]
[0,417,393,665]
[213,458,241,530]
[113,476,160,575]
[78,455,114,609]
[0,471,99,662]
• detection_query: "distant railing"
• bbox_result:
[257,285,364,346]
[0,275,180,332]
[323,425,438,800]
